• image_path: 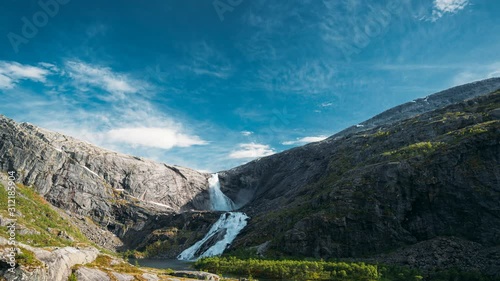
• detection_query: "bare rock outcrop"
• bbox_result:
[0,237,99,281]
[0,116,214,250]
[0,118,211,216]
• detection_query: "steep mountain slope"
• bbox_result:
[219,78,500,208]
[0,78,499,275]
[0,118,218,250]
[0,120,211,213]
[219,82,500,273]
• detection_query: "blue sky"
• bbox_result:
[0,0,499,172]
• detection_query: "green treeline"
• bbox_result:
[194,257,499,281]
[195,257,389,281]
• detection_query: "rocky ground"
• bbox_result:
[0,236,220,281]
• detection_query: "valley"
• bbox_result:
[0,78,499,280]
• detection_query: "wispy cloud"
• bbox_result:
[106,127,207,149]
[65,60,143,97]
[179,41,232,79]
[0,59,208,155]
[282,135,327,145]
[451,62,500,86]
[0,61,52,89]
[431,0,469,21]
[241,131,253,136]
[229,143,275,159]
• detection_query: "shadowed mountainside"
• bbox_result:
[0,78,499,276]
[218,80,500,274]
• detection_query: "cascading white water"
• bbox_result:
[208,173,235,211]
[177,212,249,260]
[177,174,249,261]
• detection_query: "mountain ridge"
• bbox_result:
[0,78,499,275]
[218,83,500,275]
[218,77,500,207]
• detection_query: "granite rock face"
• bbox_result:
[75,268,111,281]
[0,237,99,281]
[0,120,211,215]
[0,115,215,250]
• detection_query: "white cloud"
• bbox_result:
[106,127,207,150]
[38,62,60,72]
[0,61,51,89]
[320,102,333,107]
[0,59,209,155]
[434,0,469,13]
[241,131,253,136]
[229,143,275,159]
[282,135,328,145]
[65,60,140,96]
[431,0,469,20]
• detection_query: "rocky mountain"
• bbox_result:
[0,78,499,276]
[218,78,500,273]
[0,116,219,251]
[0,120,211,213]
[219,78,500,208]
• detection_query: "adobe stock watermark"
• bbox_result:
[7,0,70,53]
[4,171,18,274]
[329,0,403,61]
[213,0,243,21]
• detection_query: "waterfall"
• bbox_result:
[177,212,249,261]
[177,174,249,261]
[208,173,235,211]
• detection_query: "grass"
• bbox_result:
[0,244,44,268]
[382,141,446,159]
[68,272,78,281]
[82,254,175,280]
[447,120,497,137]
[195,257,500,281]
[15,246,43,268]
[194,257,406,281]
[372,130,390,138]
[0,181,92,248]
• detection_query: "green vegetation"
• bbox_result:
[431,111,468,124]
[195,257,500,281]
[372,130,390,138]
[87,254,142,274]
[447,120,497,137]
[15,246,43,268]
[382,142,446,159]
[0,182,91,247]
[138,226,224,258]
[195,257,383,281]
[68,272,78,281]
[73,253,176,280]
[144,239,172,258]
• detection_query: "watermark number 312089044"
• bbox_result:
[4,171,18,274]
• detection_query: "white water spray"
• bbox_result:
[177,174,249,260]
[177,212,249,260]
[208,173,235,211]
